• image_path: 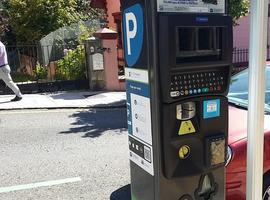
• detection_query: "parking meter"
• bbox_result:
[121,0,232,199]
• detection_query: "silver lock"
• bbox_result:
[176,102,196,120]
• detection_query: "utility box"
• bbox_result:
[85,37,105,90]
[121,0,232,199]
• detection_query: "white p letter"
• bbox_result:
[125,12,137,55]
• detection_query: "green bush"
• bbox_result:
[34,62,48,80]
[11,72,36,83]
[56,45,86,80]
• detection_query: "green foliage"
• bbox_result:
[78,23,97,44]
[34,62,48,80]
[76,0,106,22]
[56,45,86,80]
[228,0,250,24]
[3,0,104,43]
[54,24,91,81]
[11,72,36,83]
[52,22,97,48]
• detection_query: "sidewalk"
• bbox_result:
[0,91,127,110]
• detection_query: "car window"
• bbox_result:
[229,67,270,106]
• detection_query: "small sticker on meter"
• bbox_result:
[203,99,220,119]
[178,120,196,135]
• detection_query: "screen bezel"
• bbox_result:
[174,26,228,65]
[159,14,233,69]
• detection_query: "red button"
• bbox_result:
[217,86,221,91]
[210,87,213,91]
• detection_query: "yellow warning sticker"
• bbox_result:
[179,145,190,159]
[178,120,196,135]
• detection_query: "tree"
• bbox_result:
[3,0,104,44]
[0,0,9,38]
[76,0,106,22]
[1,0,249,44]
[228,0,250,24]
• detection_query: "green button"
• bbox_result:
[202,88,208,93]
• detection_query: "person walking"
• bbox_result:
[0,41,22,101]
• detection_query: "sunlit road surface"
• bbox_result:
[0,109,129,200]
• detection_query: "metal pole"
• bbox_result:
[247,0,268,199]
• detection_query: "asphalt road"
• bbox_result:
[0,108,130,200]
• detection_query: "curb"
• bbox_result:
[0,104,127,111]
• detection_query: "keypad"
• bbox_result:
[170,71,226,98]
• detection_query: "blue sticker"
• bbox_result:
[203,99,220,119]
[123,4,144,67]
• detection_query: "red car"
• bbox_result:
[226,66,270,199]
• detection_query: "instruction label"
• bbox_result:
[129,135,154,175]
[157,0,225,13]
[179,120,196,135]
[123,3,153,176]
[126,68,153,176]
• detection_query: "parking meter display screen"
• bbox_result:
[176,27,225,63]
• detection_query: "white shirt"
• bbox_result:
[0,41,8,66]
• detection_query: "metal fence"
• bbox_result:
[6,45,38,75]
[232,48,249,66]
[6,45,268,82]
[233,47,270,66]
[232,47,270,74]
[6,44,87,83]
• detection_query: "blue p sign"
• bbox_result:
[123,4,144,67]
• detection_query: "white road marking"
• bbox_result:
[0,177,82,194]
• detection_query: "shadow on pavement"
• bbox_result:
[49,91,101,100]
[50,93,86,100]
[91,100,127,108]
[0,100,11,104]
[60,108,127,138]
[110,184,131,200]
